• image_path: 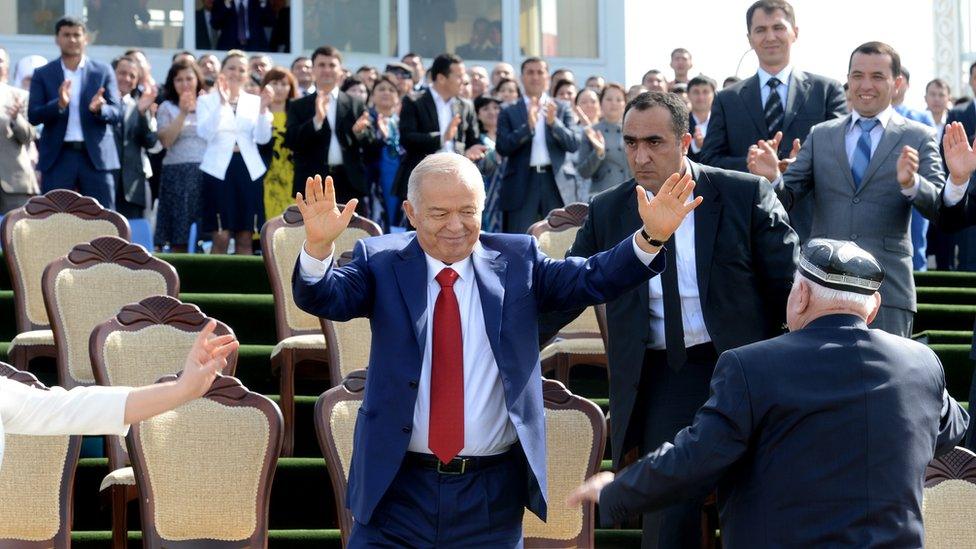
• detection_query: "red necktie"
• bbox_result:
[429,268,464,464]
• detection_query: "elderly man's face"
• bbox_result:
[404,172,482,264]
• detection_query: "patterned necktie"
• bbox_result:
[764,77,784,138]
[850,118,880,188]
[429,268,464,464]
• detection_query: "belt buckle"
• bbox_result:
[436,458,467,475]
[532,165,546,173]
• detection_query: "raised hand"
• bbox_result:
[58,79,72,109]
[176,320,238,400]
[566,471,615,507]
[896,145,919,189]
[585,126,606,157]
[137,85,157,114]
[178,90,197,114]
[464,144,487,161]
[528,97,540,129]
[545,100,557,125]
[377,113,390,140]
[636,172,703,248]
[443,114,461,143]
[216,75,231,104]
[778,138,801,174]
[693,126,705,149]
[352,110,372,134]
[575,105,594,127]
[89,87,106,114]
[747,138,781,182]
[943,121,976,185]
[259,84,275,112]
[5,95,22,119]
[295,175,359,260]
[314,90,330,125]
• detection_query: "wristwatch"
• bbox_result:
[640,228,666,248]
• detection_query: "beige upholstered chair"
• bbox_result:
[0,190,130,372]
[529,203,608,384]
[261,204,380,456]
[90,295,238,549]
[0,362,82,548]
[320,316,373,390]
[127,375,282,548]
[41,236,179,389]
[314,369,366,546]
[923,446,976,548]
[523,379,606,548]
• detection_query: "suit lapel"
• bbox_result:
[831,115,858,192]
[782,70,809,135]
[471,240,506,366]
[420,91,438,131]
[393,237,429,352]
[622,179,650,317]
[858,114,904,193]
[690,162,721,303]
[739,75,768,136]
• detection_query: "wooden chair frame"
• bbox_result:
[0,190,130,371]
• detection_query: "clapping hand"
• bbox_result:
[377,113,390,140]
[566,471,615,507]
[635,172,703,251]
[178,90,197,114]
[528,97,540,129]
[896,145,919,189]
[89,87,106,114]
[5,95,23,120]
[295,175,359,260]
[693,126,705,149]
[216,75,231,104]
[575,105,594,128]
[352,110,372,134]
[58,79,72,110]
[545,100,557,125]
[747,135,782,182]
[137,85,157,114]
[585,126,606,157]
[259,84,275,112]
[443,114,461,143]
[176,320,238,400]
[943,121,976,185]
[314,90,330,125]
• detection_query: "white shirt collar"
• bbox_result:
[758,65,792,88]
[431,87,454,107]
[424,242,478,285]
[61,55,88,74]
[849,105,895,132]
[524,93,550,106]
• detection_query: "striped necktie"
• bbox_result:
[764,77,784,137]
[850,118,879,188]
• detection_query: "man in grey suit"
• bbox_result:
[700,0,846,241]
[0,47,38,213]
[749,41,959,337]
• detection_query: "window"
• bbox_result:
[303,0,397,55]
[520,0,598,59]
[84,0,183,48]
[0,0,64,35]
[409,0,502,61]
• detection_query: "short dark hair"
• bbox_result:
[111,55,140,73]
[494,77,522,99]
[552,78,576,98]
[474,95,501,114]
[171,50,194,62]
[262,67,299,99]
[163,59,205,105]
[521,57,548,74]
[311,46,343,64]
[290,56,310,69]
[599,82,627,103]
[848,41,901,79]
[687,75,717,93]
[723,76,741,87]
[642,69,664,82]
[430,53,463,81]
[340,76,366,94]
[624,91,689,138]
[356,65,378,75]
[926,78,950,95]
[123,48,145,59]
[746,0,796,31]
[55,16,86,34]
[670,48,691,59]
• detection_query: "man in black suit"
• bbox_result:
[210,0,273,51]
[285,46,373,207]
[686,75,715,163]
[943,62,976,271]
[569,239,969,549]
[496,57,578,234]
[543,91,797,549]
[393,53,484,201]
[195,0,217,50]
[701,0,846,241]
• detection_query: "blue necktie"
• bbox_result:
[850,118,879,188]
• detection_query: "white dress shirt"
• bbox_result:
[526,94,552,167]
[311,87,344,166]
[0,378,130,470]
[431,88,456,153]
[846,106,920,199]
[646,159,711,349]
[61,56,87,142]
[690,113,710,154]
[297,233,660,455]
[758,65,791,108]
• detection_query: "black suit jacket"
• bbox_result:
[211,0,273,51]
[541,161,798,465]
[195,9,213,50]
[599,314,968,548]
[700,70,847,239]
[687,113,703,163]
[393,90,479,199]
[284,91,371,197]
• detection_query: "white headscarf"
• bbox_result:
[13,55,47,90]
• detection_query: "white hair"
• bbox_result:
[407,152,486,210]
[794,272,874,308]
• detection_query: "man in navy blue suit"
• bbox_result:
[28,17,122,209]
[568,239,969,548]
[292,152,702,547]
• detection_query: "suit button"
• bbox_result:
[402,426,412,433]
[852,198,860,204]
[851,233,859,240]
[408,380,418,389]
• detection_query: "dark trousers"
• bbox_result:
[636,345,718,549]
[349,449,526,548]
[41,148,115,210]
[503,168,563,234]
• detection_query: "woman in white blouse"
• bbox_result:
[196,50,274,255]
[0,322,236,470]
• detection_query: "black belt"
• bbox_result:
[529,165,552,173]
[64,141,85,151]
[645,342,717,363]
[404,446,516,475]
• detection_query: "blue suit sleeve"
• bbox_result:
[598,350,753,524]
[292,240,374,321]
[495,107,532,157]
[28,70,63,126]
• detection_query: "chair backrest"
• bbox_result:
[523,379,606,548]
[529,203,602,338]
[90,295,238,472]
[42,236,179,388]
[0,190,130,334]
[314,370,367,546]
[0,362,81,548]
[127,375,282,548]
[321,317,373,386]
[261,205,381,342]
[923,446,976,548]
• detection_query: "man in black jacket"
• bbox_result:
[285,46,373,207]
